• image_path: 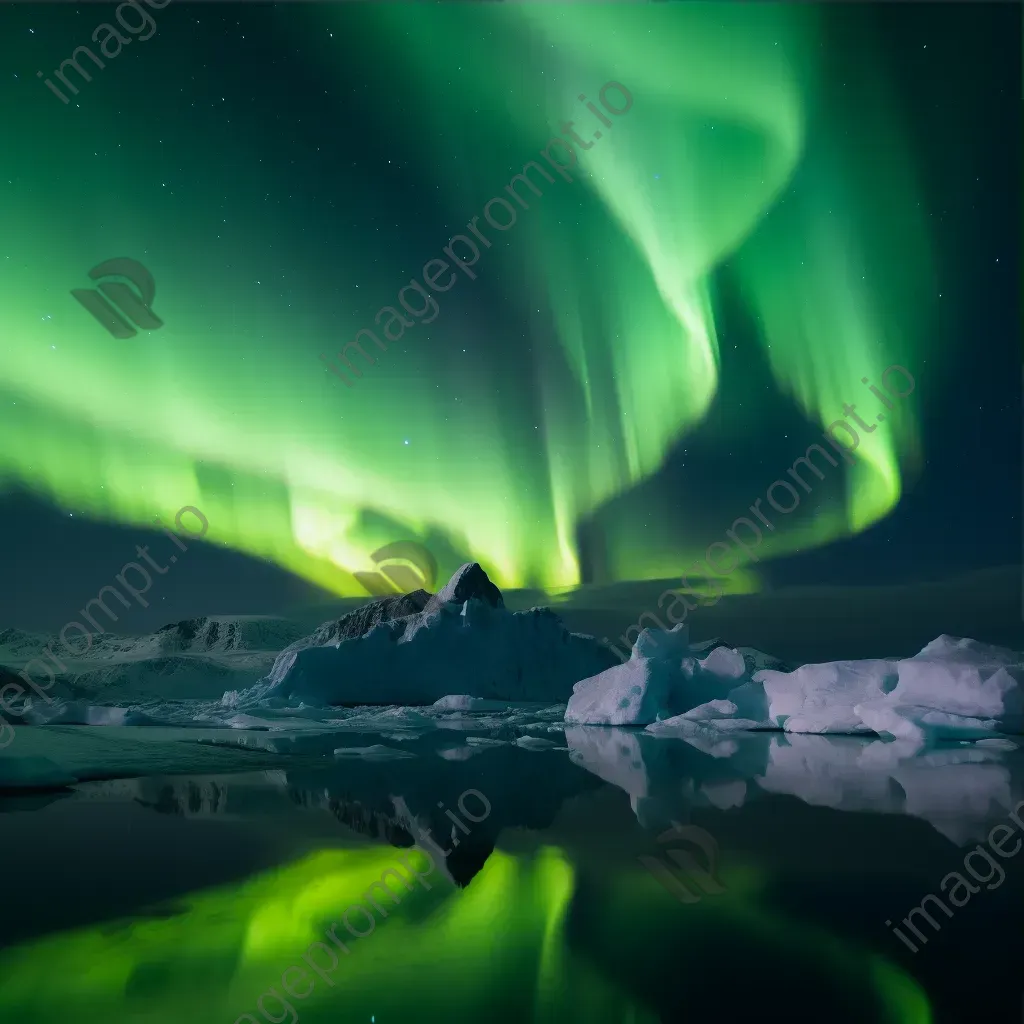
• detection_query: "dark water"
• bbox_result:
[1,731,1022,1024]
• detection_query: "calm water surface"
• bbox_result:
[1,730,1021,1024]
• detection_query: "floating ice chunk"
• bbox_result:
[888,635,1024,733]
[437,746,479,760]
[698,646,747,680]
[754,659,898,733]
[333,744,418,760]
[677,699,766,732]
[514,736,565,750]
[565,630,767,726]
[565,658,677,726]
[976,737,1019,751]
[633,623,689,662]
[431,695,543,712]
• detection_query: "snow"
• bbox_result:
[566,624,776,727]
[756,658,899,735]
[249,580,615,707]
[566,628,1024,741]
[4,558,1023,762]
[565,658,679,726]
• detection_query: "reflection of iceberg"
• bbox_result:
[566,724,1024,844]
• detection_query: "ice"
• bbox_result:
[333,745,418,761]
[251,564,615,707]
[565,625,764,726]
[431,695,547,712]
[884,635,1024,732]
[569,626,1024,739]
[633,623,692,662]
[567,722,1024,845]
[755,658,899,735]
[514,736,565,751]
[853,701,1003,744]
[565,658,678,726]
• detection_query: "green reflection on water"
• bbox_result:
[0,844,929,1024]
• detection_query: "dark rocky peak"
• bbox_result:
[426,562,504,613]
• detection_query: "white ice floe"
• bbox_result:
[756,658,899,735]
[566,624,777,728]
[566,627,1024,740]
[514,736,565,751]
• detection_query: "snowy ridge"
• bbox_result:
[0,616,306,707]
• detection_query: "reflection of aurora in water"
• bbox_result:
[1,4,934,597]
[0,845,931,1024]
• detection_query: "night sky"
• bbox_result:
[0,2,1018,632]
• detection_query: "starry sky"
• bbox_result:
[0,2,1018,630]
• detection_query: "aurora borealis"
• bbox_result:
[0,2,1017,609]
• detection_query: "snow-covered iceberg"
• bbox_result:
[246,564,617,707]
[565,624,777,727]
[566,626,1024,739]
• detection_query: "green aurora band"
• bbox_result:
[1,4,932,596]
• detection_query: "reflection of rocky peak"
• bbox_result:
[118,740,604,888]
[132,778,230,817]
[287,788,418,846]
[426,562,504,613]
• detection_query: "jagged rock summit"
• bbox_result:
[283,562,504,659]
[286,591,431,655]
[425,562,504,613]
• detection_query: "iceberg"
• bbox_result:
[251,564,617,707]
[566,628,1024,740]
[566,625,777,727]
